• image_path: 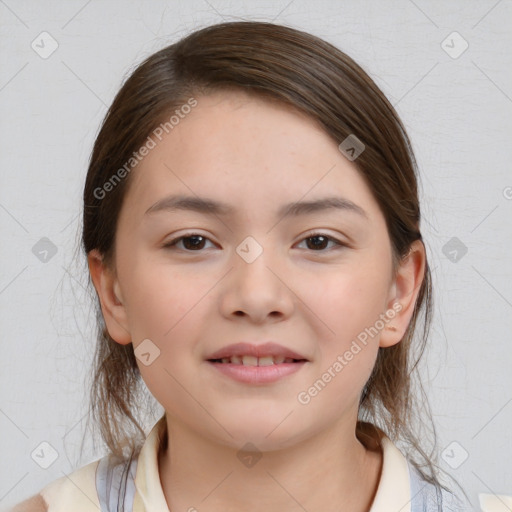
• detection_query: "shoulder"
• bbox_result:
[8,493,47,511]
[9,459,101,512]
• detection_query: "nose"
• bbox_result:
[219,243,294,324]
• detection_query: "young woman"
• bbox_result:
[12,20,470,512]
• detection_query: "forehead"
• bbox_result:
[119,90,382,226]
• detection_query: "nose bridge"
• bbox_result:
[235,234,267,266]
[234,234,279,287]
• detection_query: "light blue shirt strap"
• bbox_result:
[407,461,472,512]
[96,453,138,512]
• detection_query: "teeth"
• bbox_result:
[258,356,274,366]
[217,355,297,365]
[242,355,258,366]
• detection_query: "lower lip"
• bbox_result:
[207,361,307,384]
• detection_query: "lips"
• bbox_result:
[206,342,308,362]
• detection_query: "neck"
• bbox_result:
[157,415,383,512]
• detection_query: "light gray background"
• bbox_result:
[1,0,511,510]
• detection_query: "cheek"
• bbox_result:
[123,261,211,408]
[121,258,217,364]
[312,262,390,340]
[120,250,194,322]
[298,269,385,412]
[304,259,389,397]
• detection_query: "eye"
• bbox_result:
[162,233,215,251]
[162,231,346,253]
[296,232,346,252]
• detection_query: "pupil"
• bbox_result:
[308,236,327,250]
[184,235,205,250]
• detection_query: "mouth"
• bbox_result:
[205,342,309,384]
[205,341,309,362]
[207,355,307,365]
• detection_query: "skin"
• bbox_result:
[88,90,425,512]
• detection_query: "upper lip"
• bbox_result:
[206,342,308,361]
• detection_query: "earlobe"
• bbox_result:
[87,249,132,345]
[379,240,426,348]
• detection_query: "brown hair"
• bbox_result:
[81,20,466,500]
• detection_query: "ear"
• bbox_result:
[87,249,132,345]
[379,239,426,348]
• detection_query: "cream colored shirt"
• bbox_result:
[38,417,414,512]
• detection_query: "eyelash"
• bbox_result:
[162,231,347,253]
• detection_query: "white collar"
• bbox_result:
[134,417,412,512]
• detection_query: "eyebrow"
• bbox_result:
[144,194,368,220]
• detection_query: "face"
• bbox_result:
[92,90,419,451]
